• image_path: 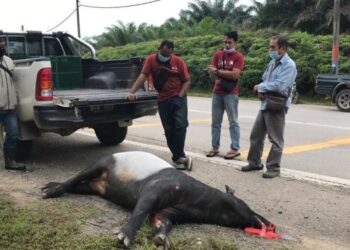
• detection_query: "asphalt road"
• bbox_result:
[128,96,350,181]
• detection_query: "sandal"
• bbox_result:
[224,150,241,160]
[206,149,219,158]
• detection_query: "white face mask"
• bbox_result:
[269,50,281,60]
[224,48,236,54]
[157,53,170,63]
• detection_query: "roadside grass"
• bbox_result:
[0,194,241,250]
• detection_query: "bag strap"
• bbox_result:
[0,63,13,78]
[221,52,227,69]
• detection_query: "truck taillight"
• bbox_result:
[36,68,53,101]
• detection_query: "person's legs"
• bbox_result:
[264,110,285,172]
[224,94,240,152]
[246,110,267,167]
[158,99,177,159]
[3,112,19,148]
[171,96,188,162]
[211,93,225,151]
[2,112,25,170]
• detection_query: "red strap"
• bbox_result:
[244,223,282,239]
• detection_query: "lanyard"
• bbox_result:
[268,61,281,81]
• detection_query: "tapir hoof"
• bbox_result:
[41,182,65,199]
[116,230,131,248]
[153,233,170,250]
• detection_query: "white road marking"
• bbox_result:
[189,109,350,131]
[77,130,350,188]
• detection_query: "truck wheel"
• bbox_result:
[16,140,33,161]
[335,89,350,112]
[94,124,127,146]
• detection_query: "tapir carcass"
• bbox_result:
[42,151,274,248]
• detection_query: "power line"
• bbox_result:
[81,0,161,9]
[46,9,77,32]
[45,0,161,34]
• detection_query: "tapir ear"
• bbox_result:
[225,185,235,195]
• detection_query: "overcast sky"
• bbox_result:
[1,0,254,38]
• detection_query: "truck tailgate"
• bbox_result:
[53,89,157,108]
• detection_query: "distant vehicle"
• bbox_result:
[315,74,350,112]
[0,30,158,160]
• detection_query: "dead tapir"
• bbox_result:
[42,151,273,248]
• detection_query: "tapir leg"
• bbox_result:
[42,159,110,199]
[117,194,158,247]
[151,213,173,250]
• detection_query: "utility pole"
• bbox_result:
[76,0,81,38]
[332,0,340,74]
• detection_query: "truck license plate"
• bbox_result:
[90,104,114,112]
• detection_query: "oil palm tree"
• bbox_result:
[179,0,251,26]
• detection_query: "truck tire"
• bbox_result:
[94,123,127,146]
[16,140,33,161]
[335,89,350,112]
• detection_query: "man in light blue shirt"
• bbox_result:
[241,36,297,178]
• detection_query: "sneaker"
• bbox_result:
[262,170,280,178]
[173,156,193,171]
[185,156,193,171]
[241,164,264,172]
[173,162,186,170]
[173,157,187,170]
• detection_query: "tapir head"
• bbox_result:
[224,184,272,229]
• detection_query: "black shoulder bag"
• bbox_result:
[0,63,13,78]
[153,55,171,92]
[219,53,238,93]
[264,92,288,112]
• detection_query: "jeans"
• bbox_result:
[158,96,189,162]
[0,111,19,148]
[211,93,240,151]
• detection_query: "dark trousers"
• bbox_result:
[0,111,19,148]
[158,96,189,162]
[247,109,285,171]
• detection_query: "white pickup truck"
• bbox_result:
[0,31,157,160]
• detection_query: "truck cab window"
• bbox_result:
[27,38,42,57]
[44,38,63,56]
[8,36,26,60]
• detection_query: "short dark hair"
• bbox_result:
[159,39,174,50]
[272,35,288,49]
[224,31,238,41]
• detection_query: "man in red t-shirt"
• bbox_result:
[127,40,192,170]
[206,31,244,160]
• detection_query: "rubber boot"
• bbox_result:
[3,147,26,171]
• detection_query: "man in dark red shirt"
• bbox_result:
[127,40,192,170]
[206,31,244,160]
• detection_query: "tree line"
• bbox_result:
[86,0,350,99]
[95,31,350,97]
[86,0,350,48]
